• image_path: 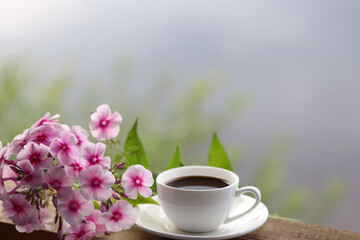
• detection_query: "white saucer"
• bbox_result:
[135,195,268,240]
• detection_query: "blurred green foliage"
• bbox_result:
[0,58,344,226]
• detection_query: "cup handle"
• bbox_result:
[223,186,261,223]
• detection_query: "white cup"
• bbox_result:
[156,166,261,232]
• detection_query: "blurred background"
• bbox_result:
[0,0,359,232]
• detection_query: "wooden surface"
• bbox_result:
[0,217,359,240]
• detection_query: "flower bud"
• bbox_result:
[9,166,20,174]
[112,192,121,200]
[35,190,40,199]
[115,179,121,184]
[101,202,107,213]
[120,192,129,198]
[52,194,58,208]
[117,162,125,169]
[57,218,63,240]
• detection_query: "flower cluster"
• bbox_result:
[0,104,154,240]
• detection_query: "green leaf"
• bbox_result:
[165,146,183,170]
[124,119,150,169]
[115,153,122,163]
[93,201,101,210]
[122,194,159,206]
[208,133,233,171]
[150,172,158,194]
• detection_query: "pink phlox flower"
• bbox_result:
[17,160,45,189]
[58,189,94,225]
[82,142,111,170]
[0,142,9,166]
[15,210,41,233]
[2,194,36,225]
[45,166,74,198]
[39,208,55,230]
[84,209,107,237]
[60,124,71,131]
[32,112,60,129]
[121,164,154,199]
[29,125,61,147]
[0,166,4,195]
[89,104,122,140]
[0,143,12,195]
[2,162,18,180]
[64,157,87,178]
[50,131,79,165]
[65,221,96,240]
[71,125,90,151]
[99,200,135,232]
[17,142,53,170]
[78,165,115,201]
[8,129,31,155]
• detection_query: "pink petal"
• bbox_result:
[41,157,54,169]
[16,148,29,161]
[115,200,134,214]
[61,131,78,146]
[110,112,122,125]
[50,139,62,156]
[85,209,101,222]
[141,170,154,187]
[39,143,51,158]
[100,171,115,189]
[124,185,138,199]
[89,113,100,129]
[58,150,73,165]
[62,175,75,187]
[90,128,102,140]
[104,125,119,139]
[57,187,73,200]
[78,171,92,187]
[95,143,106,157]
[59,207,83,225]
[98,212,110,224]
[53,166,66,179]
[100,157,111,170]
[130,165,144,178]
[28,170,45,188]
[65,235,77,240]
[80,187,94,200]
[68,146,80,159]
[17,160,34,175]
[92,188,112,201]
[96,104,111,119]
[106,220,122,232]
[89,165,104,177]
[82,143,96,160]
[138,186,152,198]
[79,200,94,217]
[119,217,135,231]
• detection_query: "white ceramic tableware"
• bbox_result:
[156,166,261,232]
[135,195,268,240]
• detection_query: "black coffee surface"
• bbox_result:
[166,176,229,190]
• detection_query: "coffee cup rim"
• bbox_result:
[156,165,239,192]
